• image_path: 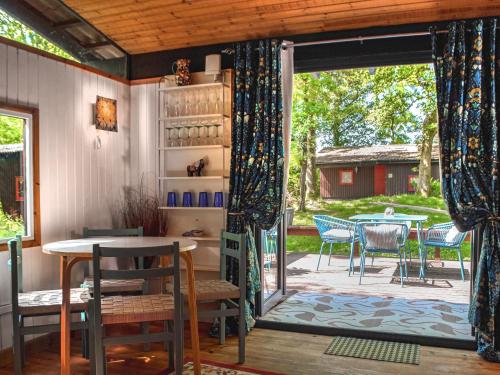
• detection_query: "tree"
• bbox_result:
[290,64,437,204]
[0,115,23,145]
[0,10,76,61]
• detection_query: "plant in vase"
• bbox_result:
[116,178,167,268]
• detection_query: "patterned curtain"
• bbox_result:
[431,19,499,361]
[228,39,284,329]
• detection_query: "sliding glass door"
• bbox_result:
[256,214,286,315]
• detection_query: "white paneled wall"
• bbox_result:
[130,83,158,192]
[0,43,131,349]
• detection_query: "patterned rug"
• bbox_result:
[164,360,285,375]
[262,292,472,340]
[325,336,420,365]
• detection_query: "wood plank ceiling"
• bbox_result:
[62,0,500,54]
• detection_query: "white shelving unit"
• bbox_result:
[157,70,233,272]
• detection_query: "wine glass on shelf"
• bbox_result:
[214,87,221,114]
[169,127,179,147]
[184,92,191,117]
[215,124,223,145]
[189,123,198,146]
[173,92,180,117]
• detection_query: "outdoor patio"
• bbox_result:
[262,253,472,341]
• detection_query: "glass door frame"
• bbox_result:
[255,213,287,316]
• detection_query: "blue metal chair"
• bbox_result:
[357,222,409,287]
[313,215,358,273]
[423,222,468,280]
[263,226,278,271]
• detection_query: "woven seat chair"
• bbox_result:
[313,215,358,273]
[8,237,89,375]
[358,222,409,287]
[81,227,146,295]
[423,222,468,280]
[167,230,246,363]
[88,242,183,375]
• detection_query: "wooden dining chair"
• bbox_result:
[88,242,183,375]
[168,230,246,363]
[81,227,146,295]
[8,236,89,375]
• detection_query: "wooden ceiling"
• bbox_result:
[62,0,500,55]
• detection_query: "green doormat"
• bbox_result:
[324,336,420,365]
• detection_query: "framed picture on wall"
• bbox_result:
[95,96,117,132]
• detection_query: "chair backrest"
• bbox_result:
[91,242,181,322]
[82,226,144,274]
[83,226,144,238]
[427,222,467,245]
[220,230,246,293]
[8,236,23,310]
[313,215,355,239]
[358,222,408,252]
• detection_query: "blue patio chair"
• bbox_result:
[358,222,409,287]
[263,226,278,271]
[423,222,468,281]
[313,215,358,273]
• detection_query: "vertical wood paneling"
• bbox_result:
[130,83,158,191]
[0,44,132,350]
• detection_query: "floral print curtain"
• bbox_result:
[431,19,499,361]
[228,39,284,329]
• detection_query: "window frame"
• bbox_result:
[0,102,40,250]
[339,168,354,186]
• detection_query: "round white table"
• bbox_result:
[43,236,201,375]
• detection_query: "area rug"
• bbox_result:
[163,359,285,375]
[324,336,420,365]
[262,292,471,340]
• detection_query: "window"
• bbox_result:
[408,175,418,192]
[339,169,354,186]
[0,103,39,249]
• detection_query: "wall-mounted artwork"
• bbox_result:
[95,96,117,132]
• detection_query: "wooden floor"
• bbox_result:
[1,327,499,375]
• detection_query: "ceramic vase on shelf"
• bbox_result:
[172,58,191,86]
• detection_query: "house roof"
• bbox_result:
[316,144,439,166]
[0,144,23,154]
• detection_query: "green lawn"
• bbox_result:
[0,204,23,240]
[287,194,471,261]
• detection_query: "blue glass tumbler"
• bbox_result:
[198,192,209,207]
[214,192,224,207]
[167,192,177,207]
[182,192,193,207]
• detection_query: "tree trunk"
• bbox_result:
[417,110,438,197]
[299,157,307,211]
[305,127,317,200]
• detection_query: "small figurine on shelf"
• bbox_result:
[187,157,207,177]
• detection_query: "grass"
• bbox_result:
[287,194,471,261]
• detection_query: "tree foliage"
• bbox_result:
[0,9,76,61]
[0,115,23,145]
[290,64,437,202]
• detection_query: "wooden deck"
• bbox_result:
[279,253,470,304]
[1,328,499,375]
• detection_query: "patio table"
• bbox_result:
[349,213,428,278]
[43,236,201,375]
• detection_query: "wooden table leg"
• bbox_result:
[181,252,201,375]
[59,256,83,375]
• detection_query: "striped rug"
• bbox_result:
[324,336,420,365]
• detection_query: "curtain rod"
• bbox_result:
[282,30,440,49]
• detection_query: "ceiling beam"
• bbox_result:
[53,18,82,30]
[81,41,112,49]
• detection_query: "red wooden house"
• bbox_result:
[317,144,440,199]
